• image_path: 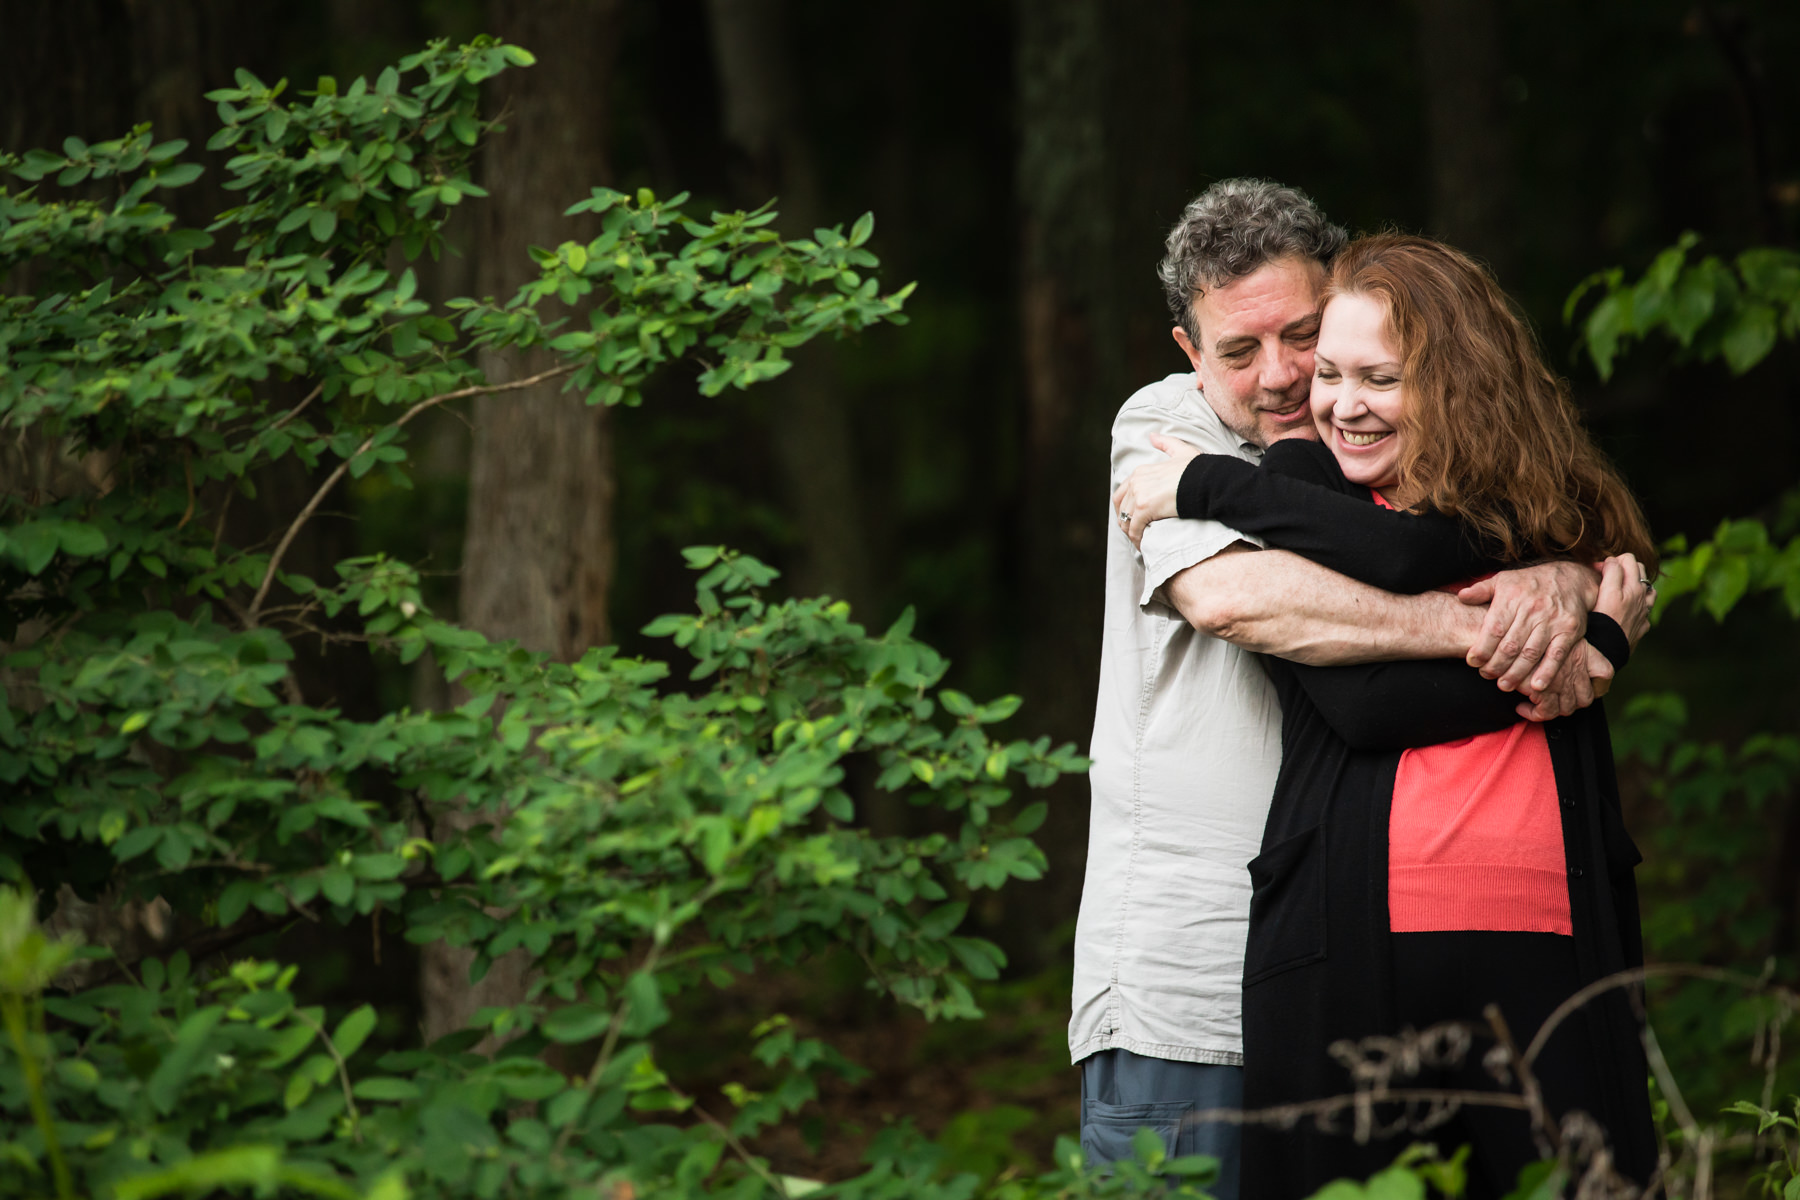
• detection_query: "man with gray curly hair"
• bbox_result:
[1070,179,1603,1194]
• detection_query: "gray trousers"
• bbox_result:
[1079,1048,1242,1200]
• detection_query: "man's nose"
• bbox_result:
[1260,346,1305,392]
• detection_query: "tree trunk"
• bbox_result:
[421,0,625,1046]
[705,0,876,620]
[1010,0,1189,969]
[1416,0,1516,280]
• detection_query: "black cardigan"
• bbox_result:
[1176,439,1655,1196]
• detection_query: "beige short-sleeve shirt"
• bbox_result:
[1068,372,1285,1067]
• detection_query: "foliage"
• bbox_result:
[1571,234,1800,1184]
[1565,232,1800,381]
[1303,1143,1469,1200]
[0,36,1150,1200]
[1567,234,1800,630]
[1722,1094,1800,1198]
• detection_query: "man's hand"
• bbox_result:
[1514,641,1613,722]
[1113,433,1202,545]
[1456,561,1599,694]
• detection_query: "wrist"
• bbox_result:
[1418,591,1483,658]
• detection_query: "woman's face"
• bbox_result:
[1310,291,1407,498]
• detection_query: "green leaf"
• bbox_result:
[620,971,670,1037]
[10,523,60,575]
[56,522,107,557]
[546,1087,589,1128]
[310,207,339,242]
[146,1006,225,1114]
[1130,1126,1167,1171]
[1702,555,1752,621]
[352,1077,421,1101]
[542,1001,612,1044]
[114,825,161,862]
[1012,801,1048,834]
[320,865,355,905]
[488,1058,567,1100]
[1583,292,1628,381]
[283,1072,314,1111]
[938,689,974,717]
[1722,301,1779,374]
[1500,1159,1565,1200]
[111,1145,285,1200]
[153,162,203,189]
[331,1003,378,1059]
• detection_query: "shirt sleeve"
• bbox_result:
[1279,656,1526,751]
[1111,396,1261,609]
[1175,438,1496,593]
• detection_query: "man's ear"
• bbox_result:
[1171,326,1204,373]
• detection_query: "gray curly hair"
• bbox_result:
[1158,179,1348,342]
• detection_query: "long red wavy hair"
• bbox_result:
[1326,234,1657,573]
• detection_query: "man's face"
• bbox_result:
[1172,256,1325,449]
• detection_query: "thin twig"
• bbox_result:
[291,1007,363,1143]
[1523,962,1785,1068]
[175,453,196,530]
[247,364,575,620]
[269,382,325,434]
[211,483,234,557]
[1486,1003,1561,1159]
[672,1087,789,1199]
[1642,1023,1701,1162]
[1184,1087,1534,1129]
[2,994,75,1200]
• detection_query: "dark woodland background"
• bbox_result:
[7,0,1800,1173]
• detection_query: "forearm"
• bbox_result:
[1168,547,1482,664]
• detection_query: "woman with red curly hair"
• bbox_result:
[1124,234,1659,1196]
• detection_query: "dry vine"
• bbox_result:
[1173,963,1800,1199]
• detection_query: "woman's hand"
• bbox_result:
[1515,641,1611,722]
[1595,553,1654,646]
[1112,434,1202,546]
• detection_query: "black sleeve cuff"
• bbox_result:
[1586,612,1631,672]
[1175,454,1256,520]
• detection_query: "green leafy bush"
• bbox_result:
[0,35,1167,1200]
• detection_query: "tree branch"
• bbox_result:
[248,364,576,620]
[269,382,325,434]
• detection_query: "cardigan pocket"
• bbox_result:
[1243,824,1327,986]
[1600,809,1643,882]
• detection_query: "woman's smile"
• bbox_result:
[1310,291,1408,500]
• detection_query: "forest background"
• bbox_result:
[6,0,1800,1191]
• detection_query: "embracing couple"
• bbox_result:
[1070,180,1658,1199]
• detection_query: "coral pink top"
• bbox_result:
[1370,492,1573,934]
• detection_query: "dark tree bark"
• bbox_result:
[705,0,876,619]
[0,0,132,155]
[422,0,626,1045]
[1416,0,1517,279]
[1012,0,1189,967]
